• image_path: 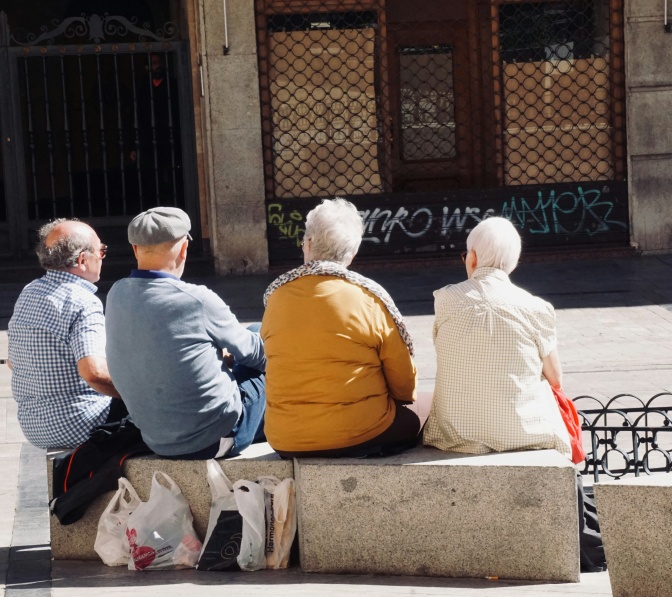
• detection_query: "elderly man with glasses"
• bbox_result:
[7,219,126,449]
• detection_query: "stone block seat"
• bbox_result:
[594,475,672,597]
[49,443,580,583]
[295,447,580,582]
[49,442,292,560]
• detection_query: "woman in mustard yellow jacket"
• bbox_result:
[261,198,420,458]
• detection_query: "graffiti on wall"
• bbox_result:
[266,182,629,260]
[267,202,305,247]
[501,186,628,236]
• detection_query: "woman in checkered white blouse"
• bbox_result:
[423,216,606,572]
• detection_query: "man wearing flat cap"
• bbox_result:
[105,207,266,459]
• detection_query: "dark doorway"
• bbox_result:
[0,4,199,259]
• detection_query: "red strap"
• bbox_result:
[63,446,81,492]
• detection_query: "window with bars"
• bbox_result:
[398,45,456,162]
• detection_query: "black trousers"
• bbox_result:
[276,400,422,459]
[105,398,129,424]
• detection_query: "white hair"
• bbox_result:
[304,198,364,265]
[466,217,521,274]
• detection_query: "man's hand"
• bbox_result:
[222,351,235,369]
[77,356,121,398]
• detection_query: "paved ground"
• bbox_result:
[2,252,672,596]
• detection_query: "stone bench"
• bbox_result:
[49,445,580,582]
[594,475,672,597]
[49,442,292,560]
[295,447,580,582]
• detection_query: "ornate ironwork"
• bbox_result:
[574,393,672,482]
[10,14,178,46]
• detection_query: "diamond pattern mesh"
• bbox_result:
[262,9,383,199]
[256,0,625,200]
[496,0,625,185]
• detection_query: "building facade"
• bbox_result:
[0,1,668,273]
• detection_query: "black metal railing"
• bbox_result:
[574,393,672,482]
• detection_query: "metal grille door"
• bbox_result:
[495,0,625,185]
[0,9,199,258]
[258,0,629,265]
[18,51,185,220]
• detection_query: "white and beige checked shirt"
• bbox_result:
[423,267,571,458]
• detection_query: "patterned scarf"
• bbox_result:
[263,260,415,357]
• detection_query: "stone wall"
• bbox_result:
[198,0,269,274]
[627,0,672,253]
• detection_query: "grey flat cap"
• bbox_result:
[128,207,192,245]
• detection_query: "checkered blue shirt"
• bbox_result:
[8,270,111,448]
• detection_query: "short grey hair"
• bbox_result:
[304,198,364,265]
[466,217,521,274]
[35,219,94,270]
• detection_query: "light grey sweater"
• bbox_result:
[105,271,265,456]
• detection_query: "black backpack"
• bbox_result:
[50,416,152,525]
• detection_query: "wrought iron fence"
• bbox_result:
[255,0,626,201]
[574,393,672,482]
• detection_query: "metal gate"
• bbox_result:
[257,0,629,265]
[0,10,199,260]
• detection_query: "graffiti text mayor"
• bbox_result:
[359,187,626,244]
[501,187,628,235]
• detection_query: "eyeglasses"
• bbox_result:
[85,244,107,259]
[460,251,468,263]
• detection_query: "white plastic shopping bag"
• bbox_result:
[94,477,142,566]
[233,479,266,571]
[198,459,242,570]
[124,471,202,570]
[256,476,297,569]
[197,459,266,571]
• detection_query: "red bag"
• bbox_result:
[552,386,586,465]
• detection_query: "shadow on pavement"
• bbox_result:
[3,254,672,331]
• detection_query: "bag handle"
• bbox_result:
[151,471,181,496]
[273,478,294,522]
[117,477,141,510]
[206,459,234,497]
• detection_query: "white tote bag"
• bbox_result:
[256,476,297,569]
[94,477,142,566]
